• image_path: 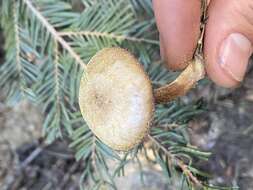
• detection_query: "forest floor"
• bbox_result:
[0,27,253,189]
[186,59,253,190]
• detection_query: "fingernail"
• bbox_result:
[219,33,252,82]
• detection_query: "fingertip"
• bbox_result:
[159,37,191,71]
[153,0,201,71]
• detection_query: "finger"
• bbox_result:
[153,0,201,70]
[204,0,253,88]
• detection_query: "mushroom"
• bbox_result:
[79,47,205,151]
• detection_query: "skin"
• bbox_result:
[153,0,253,88]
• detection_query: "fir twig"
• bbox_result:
[13,0,21,76]
[23,0,87,70]
[59,31,159,45]
[91,136,97,172]
[20,147,43,168]
[148,135,202,187]
[53,39,60,104]
[13,0,24,94]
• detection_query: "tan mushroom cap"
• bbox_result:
[79,48,154,151]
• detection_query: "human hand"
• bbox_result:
[153,0,253,88]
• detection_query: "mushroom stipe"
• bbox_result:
[79,47,205,151]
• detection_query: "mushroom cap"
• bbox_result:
[79,48,154,151]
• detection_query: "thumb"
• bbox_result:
[204,0,253,88]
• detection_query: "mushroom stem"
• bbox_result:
[154,55,205,104]
[154,0,208,104]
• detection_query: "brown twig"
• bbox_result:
[91,137,97,171]
[44,149,74,159]
[59,31,159,45]
[23,0,87,70]
[195,0,208,55]
[148,135,202,187]
[59,162,80,189]
[20,147,43,168]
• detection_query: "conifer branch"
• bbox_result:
[148,135,202,187]
[59,31,159,45]
[13,1,21,73]
[91,137,97,172]
[13,0,24,93]
[23,0,87,70]
[53,39,60,102]
[53,39,61,126]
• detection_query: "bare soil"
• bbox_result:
[188,58,253,189]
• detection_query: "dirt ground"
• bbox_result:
[0,26,253,189]
[187,57,253,189]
